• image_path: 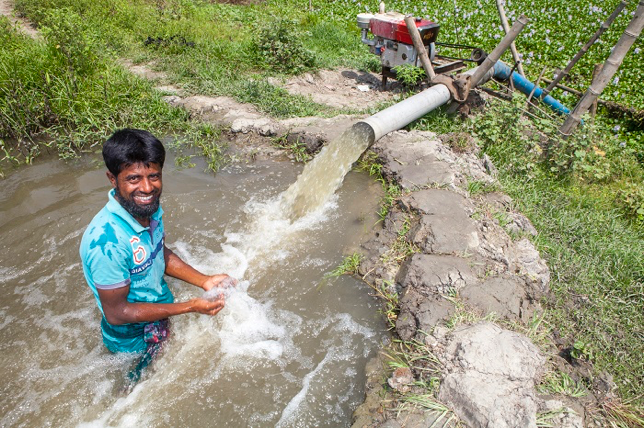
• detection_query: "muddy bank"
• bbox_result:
[349,130,588,427]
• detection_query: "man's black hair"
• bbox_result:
[103,128,165,176]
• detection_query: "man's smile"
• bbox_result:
[133,193,158,205]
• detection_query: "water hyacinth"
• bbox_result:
[304,0,642,109]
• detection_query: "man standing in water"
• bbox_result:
[80,128,234,381]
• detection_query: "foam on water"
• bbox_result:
[276,353,330,427]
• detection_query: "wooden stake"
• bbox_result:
[560,1,644,136]
[404,15,436,81]
[495,0,525,77]
[589,63,603,121]
[526,66,547,106]
[543,0,627,99]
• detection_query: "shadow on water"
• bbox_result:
[0,129,388,427]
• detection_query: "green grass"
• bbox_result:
[510,177,644,402]
[0,11,224,175]
[538,371,588,398]
[329,252,364,277]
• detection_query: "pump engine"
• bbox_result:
[358,6,471,85]
[358,11,439,69]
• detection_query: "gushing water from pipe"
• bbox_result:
[279,123,375,221]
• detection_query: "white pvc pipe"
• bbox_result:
[359,84,451,142]
[359,65,496,143]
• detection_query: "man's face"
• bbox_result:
[107,162,163,221]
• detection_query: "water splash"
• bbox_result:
[78,123,381,426]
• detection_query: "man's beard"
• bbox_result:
[114,186,161,220]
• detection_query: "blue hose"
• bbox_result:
[492,61,571,115]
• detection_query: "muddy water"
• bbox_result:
[0,146,388,426]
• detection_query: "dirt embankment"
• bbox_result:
[349,130,592,427]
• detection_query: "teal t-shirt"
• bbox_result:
[80,189,174,353]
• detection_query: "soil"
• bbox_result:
[0,0,40,39]
[278,68,403,110]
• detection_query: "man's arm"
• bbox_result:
[163,245,234,291]
[97,285,224,325]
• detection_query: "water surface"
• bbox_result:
[0,146,388,426]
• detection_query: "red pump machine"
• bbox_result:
[358,8,469,85]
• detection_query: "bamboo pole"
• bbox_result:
[495,0,525,77]
[526,66,547,106]
[560,1,644,136]
[543,76,644,119]
[589,64,603,120]
[543,0,627,99]
[542,78,583,96]
[468,15,528,88]
[404,15,436,81]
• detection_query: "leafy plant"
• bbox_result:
[616,183,644,225]
[255,18,317,74]
[40,7,102,76]
[393,64,426,87]
[569,340,593,361]
[329,252,363,277]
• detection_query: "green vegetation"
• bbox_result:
[356,150,404,221]
[382,337,459,424]
[392,63,427,87]
[271,133,312,162]
[329,252,364,277]
[256,18,317,74]
[1,0,643,414]
[538,371,588,398]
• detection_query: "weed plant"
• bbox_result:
[329,253,364,277]
[382,337,459,424]
[464,97,644,404]
[538,371,589,398]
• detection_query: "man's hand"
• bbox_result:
[165,245,238,292]
[98,285,226,325]
[201,274,238,292]
[190,297,225,316]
